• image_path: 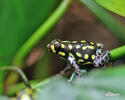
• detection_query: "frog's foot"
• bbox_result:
[93,50,110,68]
[68,79,72,83]
[67,72,76,83]
[68,70,85,83]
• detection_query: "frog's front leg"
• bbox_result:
[93,50,110,68]
[68,55,82,78]
[68,72,76,83]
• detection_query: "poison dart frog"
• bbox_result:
[47,39,110,81]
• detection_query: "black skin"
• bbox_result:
[47,39,102,64]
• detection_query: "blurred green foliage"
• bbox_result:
[37,66,125,100]
[1,66,125,99]
[80,0,125,42]
[0,96,10,100]
[0,0,125,99]
[95,0,125,17]
[0,0,58,93]
[0,0,57,66]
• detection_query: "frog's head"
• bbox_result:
[47,39,68,59]
[47,39,62,54]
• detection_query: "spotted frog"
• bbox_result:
[47,39,110,81]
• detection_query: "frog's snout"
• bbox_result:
[47,43,51,50]
[47,41,61,54]
[47,43,57,53]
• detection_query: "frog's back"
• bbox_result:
[47,39,103,66]
[61,40,103,65]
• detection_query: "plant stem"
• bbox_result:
[7,75,62,96]
[13,0,72,67]
[110,45,125,61]
[0,66,30,88]
[80,0,125,42]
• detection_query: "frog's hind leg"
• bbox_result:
[101,50,110,67]
[93,50,110,68]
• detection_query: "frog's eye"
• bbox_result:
[54,43,61,49]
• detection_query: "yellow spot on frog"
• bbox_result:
[55,41,59,44]
[76,45,80,49]
[91,55,95,60]
[51,45,56,53]
[68,44,72,49]
[88,46,94,49]
[76,52,82,57]
[58,52,65,56]
[82,46,87,50]
[90,42,94,45]
[96,43,101,47]
[81,40,86,43]
[84,54,89,59]
[69,53,75,59]
[77,59,84,63]
[61,44,65,48]
[62,41,70,43]
[72,41,77,43]
[83,61,92,65]
[69,53,73,56]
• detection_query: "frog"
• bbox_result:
[47,39,110,82]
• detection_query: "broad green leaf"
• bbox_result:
[80,0,125,42]
[37,66,125,100]
[0,0,58,93]
[95,0,125,17]
[76,67,125,95]
[0,0,57,66]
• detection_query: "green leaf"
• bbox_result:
[0,0,58,93]
[37,66,125,100]
[80,0,125,42]
[0,96,10,100]
[95,0,125,17]
[0,0,57,65]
